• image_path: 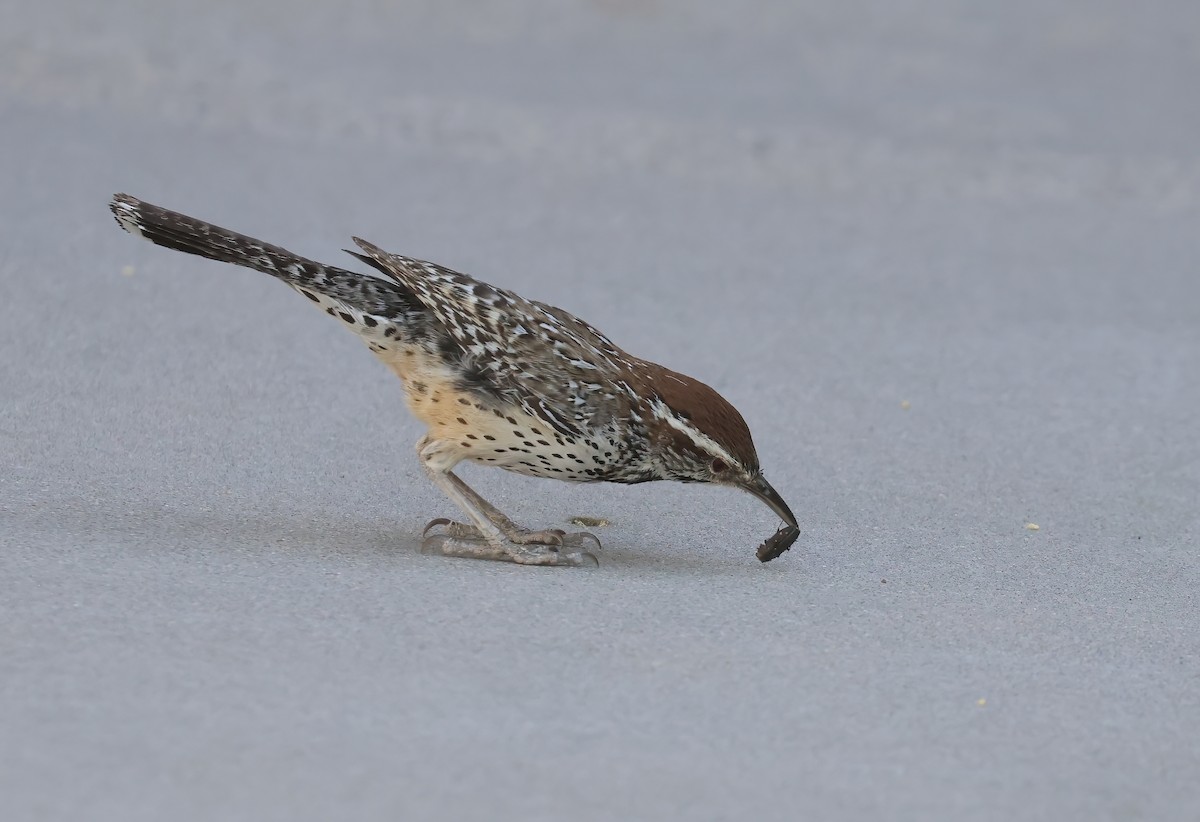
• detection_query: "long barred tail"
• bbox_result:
[108,194,428,333]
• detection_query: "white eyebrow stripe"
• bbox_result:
[652,400,738,467]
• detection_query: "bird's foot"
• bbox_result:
[421,519,600,567]
[421,534,600,567]
[423,518,601,551]
[507,527,603,552]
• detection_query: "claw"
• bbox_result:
[423,517,454,538]
[559,531,602,552]
[423,518,488,540]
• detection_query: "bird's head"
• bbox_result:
[645,366,799,557]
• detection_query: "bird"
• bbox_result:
[109,194,800,567]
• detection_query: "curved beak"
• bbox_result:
[740,474,798,529]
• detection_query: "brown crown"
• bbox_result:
[638,362,760,471]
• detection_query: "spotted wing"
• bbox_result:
[348,238,633,436]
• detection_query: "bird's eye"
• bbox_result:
[711,458,728,473]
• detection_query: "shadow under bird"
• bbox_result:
[109,194,800,566]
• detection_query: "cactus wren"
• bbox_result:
[109,194,799,567]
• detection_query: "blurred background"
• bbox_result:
[2,2,1198,820]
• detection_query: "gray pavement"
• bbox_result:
[2,2,1198,820]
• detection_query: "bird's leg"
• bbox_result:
[431,472,601,552]
[421,468,599,566]
[416,438,598,567]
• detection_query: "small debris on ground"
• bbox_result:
[977,698,987,707]
[1025,522,1040,531]
[900,400,911,410]
[569,516,610,528]
[121,265,135,277]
